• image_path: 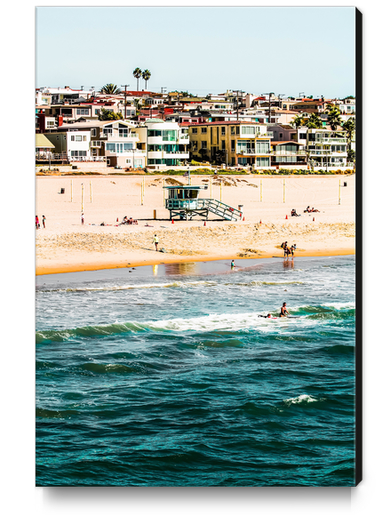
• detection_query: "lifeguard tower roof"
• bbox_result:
[163,185,206,190]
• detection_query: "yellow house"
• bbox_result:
[188,121,272,168]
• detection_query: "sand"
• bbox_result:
[35,174,355,275]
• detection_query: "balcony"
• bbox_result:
[271,150,307,156]
[315,137,347,144]
[240,131,273,138]
[236,148,271,156]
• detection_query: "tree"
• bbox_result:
[304,113,323,129]
[98,108,123,121]
[342,117,355,150]
[100,83,121,95]
[325,104,342,130]
[142,69,151,90]
[133,68,142,91]
[290,114,305,129]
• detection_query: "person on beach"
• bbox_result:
[154,234,159,251]
[231,260,236,269]
[290,245,295,257]
[81,212,84,225]
[280,302,290,317]
[42,215,46,229]
[35,215,39,229]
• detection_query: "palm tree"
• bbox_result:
[290,114,305,129]
[325,104,342,130]
[100,83,121,95]
[142,69,151,90]
[133,68,142,91]
[342,117,355,150]
[304,113,323,129]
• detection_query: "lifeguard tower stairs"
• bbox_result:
[164,185,243,221]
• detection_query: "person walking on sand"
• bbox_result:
[81,212,84,225]
[35,215,39,229]
[42,215,46,229]
[280,302,290,317]
[154,234,159,251]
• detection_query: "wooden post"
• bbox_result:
[339,179,341,205]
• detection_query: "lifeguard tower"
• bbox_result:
[164,183,243,221]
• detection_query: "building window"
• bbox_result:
[70,150,87,157]
[201,141,207,149]
[221,127,226,136]
[231,127,235,135]
[192,127,198,133]
[76,108,89,116]
[91,129,96,137]
[241,126,256,135]
[231,140,235,152]
[201,127,207,133]
[106,143,116,151]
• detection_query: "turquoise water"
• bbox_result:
[36,256,356,486]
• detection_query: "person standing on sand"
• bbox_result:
[81,212,84,225]
[35,215,39,229]
[154,234,159,251]
[42,215,46,229]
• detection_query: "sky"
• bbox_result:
[35,6,356,99]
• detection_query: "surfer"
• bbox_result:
[280,302,290,317]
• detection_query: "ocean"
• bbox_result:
[36,255,356,486]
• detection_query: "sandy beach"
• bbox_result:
[35,174,355,275]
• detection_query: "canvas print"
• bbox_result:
[35,6,361,486]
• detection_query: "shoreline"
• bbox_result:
[36,248,355,276]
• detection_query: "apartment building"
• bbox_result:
[134,119,190,170]
[297,128,350,169]
[43,120,146,167]
[189,121,272,168]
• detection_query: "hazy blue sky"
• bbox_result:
[36,6,356,98]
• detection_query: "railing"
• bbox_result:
[240,131,273,138]
[315,137,348,144]
[271,150,307,156]
[165,198,242,221]
[36,152,68,161]
[69,156,106,162]
[237,148,271,155]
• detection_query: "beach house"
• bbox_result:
[188,121,272,169]
[134,119,189,170]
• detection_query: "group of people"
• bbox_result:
[35,215,46,229]
[120,215,138,225]
[290,208,301,217]
[281,241,296,258]
[304,206,319,213]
